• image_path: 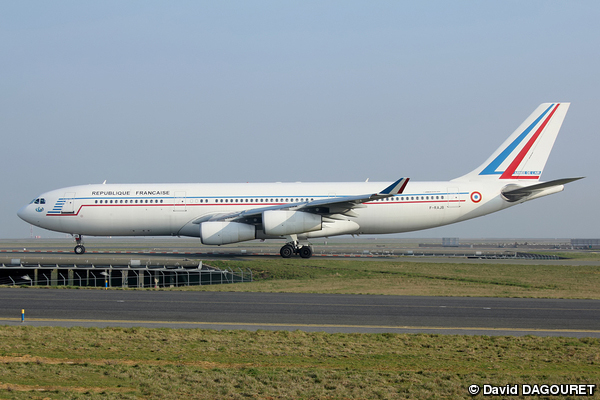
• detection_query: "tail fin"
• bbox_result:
[454,103,570,182]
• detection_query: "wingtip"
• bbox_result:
[380,177,410,195]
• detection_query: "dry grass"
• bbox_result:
[0,326,599,399]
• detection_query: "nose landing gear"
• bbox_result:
[74,235,86,255]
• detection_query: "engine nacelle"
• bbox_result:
[263,210,322,236]
[305,220,360,238]
[200,221,256,245]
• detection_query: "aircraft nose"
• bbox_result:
[17,204,33,223]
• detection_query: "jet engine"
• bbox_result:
[200,221,255,245]
[263,210,322,236]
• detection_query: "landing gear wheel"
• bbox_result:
[74,245,86,255]
[298,246,313,259]
[280,244,294,258]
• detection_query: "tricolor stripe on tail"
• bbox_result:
[455,103,570,182]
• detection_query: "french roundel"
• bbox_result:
[470,191,482,203]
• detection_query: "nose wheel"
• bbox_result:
[74,235,86,255]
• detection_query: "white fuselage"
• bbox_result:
[16,103,576,258]
[17,180,517,240]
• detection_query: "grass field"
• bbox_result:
[0,326,598,399]
[185,258,600,299]
[8,257,600,298]
[2,256,600,399]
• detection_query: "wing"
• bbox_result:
[192,177,410,224]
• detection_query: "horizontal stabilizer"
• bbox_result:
[501,177,583,202]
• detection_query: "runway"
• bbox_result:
[1,289,599,337]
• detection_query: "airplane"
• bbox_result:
[17,103,582,258]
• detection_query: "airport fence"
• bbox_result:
[0,263,252,288]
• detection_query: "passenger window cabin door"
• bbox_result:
[446,187,460,208]
[63,192,76,213]
[174,191,187,212]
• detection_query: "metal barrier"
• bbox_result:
[0,262,252,288]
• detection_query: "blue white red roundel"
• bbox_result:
[470,191,482,203]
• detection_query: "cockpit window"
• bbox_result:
[32,198,46,204]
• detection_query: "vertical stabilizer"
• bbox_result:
[454,103,569,182]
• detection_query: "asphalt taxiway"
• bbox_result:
[1,239,598,337]
[1,289,599,337]
[2,238,599,266]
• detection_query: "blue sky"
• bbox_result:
[1,1,597,239]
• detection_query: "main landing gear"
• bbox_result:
[74,234,86,255]
[280,242,313,259]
